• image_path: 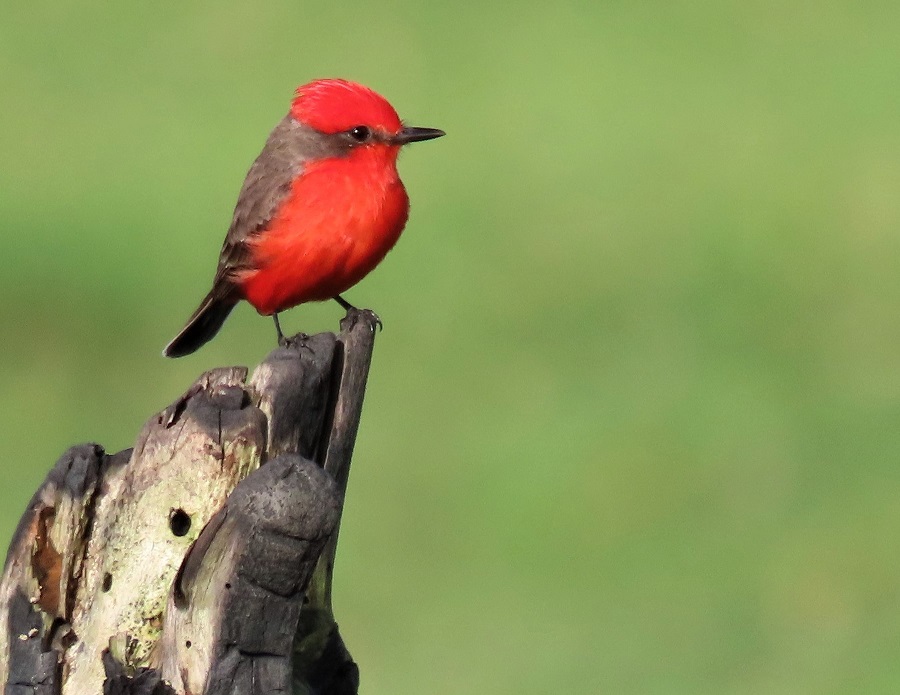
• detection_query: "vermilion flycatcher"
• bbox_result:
[163,78,444,357]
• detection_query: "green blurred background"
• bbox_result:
[3,1,900,692]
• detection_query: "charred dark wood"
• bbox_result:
[0,310,378,694]
[157,453,339,693]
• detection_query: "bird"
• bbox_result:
[163,78,444,358]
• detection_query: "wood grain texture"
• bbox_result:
[156,454,339,694]
[291,309,379,695]
[65,367,265,693]
[0,311,379,694]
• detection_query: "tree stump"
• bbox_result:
[0,310,379,694]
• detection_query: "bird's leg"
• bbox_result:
[273,312,309,348]
[333,295,357,312]
[333,295,382,332]
[273,313,287,346]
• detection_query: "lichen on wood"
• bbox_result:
[0,310,377,694]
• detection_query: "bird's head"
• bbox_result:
[290,79,444,156]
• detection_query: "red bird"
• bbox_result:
[163,78,444,357]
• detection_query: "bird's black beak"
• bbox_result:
[392,126,446,145]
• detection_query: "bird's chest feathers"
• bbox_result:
[297,151,407,244]
[243,148,410,310]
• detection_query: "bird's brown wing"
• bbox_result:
[212,115,348,289]
[165,116,347,356]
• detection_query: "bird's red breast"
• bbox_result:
[236,144,409,316]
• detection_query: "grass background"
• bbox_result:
[3,2,900,692]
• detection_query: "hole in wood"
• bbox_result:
[169,508,191,537]
[225,582,231,590]
[102,573,113,592]
[186,640,192,648]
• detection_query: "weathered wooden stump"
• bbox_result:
[0,310,379,694]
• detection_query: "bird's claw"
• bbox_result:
[279,332,310,349]
[340,307,382,333]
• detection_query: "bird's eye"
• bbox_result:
[349,126,371,142]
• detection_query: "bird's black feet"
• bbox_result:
[341,307,383,333]
[272,313,310,348]
[280,333,311,349]
[333,296,382,331]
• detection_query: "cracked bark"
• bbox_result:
[0,310,377,694]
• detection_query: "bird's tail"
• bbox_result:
[163,289,238,358]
